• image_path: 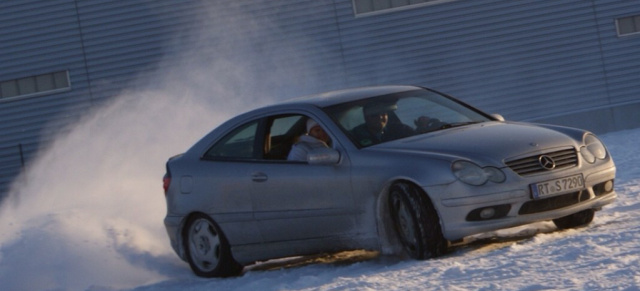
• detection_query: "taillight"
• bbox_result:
[163,154,181,195]
[163,173,171,194]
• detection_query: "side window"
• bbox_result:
[204,120,259,159]
[271,115,304,136]
[265,114,306,160]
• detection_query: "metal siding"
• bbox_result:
[335,0,611,121]
[74,1,175,100]
[153,0,348,95]
[248,0,348,91]
[0,1,84,77]
[592,0,640,105]
[0,0,93,195]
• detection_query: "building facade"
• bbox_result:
[2,0,640,196]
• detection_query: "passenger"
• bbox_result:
[287,118,331,161]
[351,101,414,146]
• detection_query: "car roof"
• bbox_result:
[279,85,423,108]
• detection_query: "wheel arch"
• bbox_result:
[176,211,236,261]
[374,178,443,256]
[174,212,205,261]
[179,211,244,277]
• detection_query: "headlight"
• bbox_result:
[581,134,607,164]
[452,160,506,186]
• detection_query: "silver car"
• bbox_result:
[163,85,616,277]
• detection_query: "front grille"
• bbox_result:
[505,148,578,176]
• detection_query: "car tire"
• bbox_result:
[552,209,595,230]
[388,182,448,259]
[183,213,243,277]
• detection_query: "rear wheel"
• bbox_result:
[553,209,595,229]
[388,182,447,259]
[183,213,242,277]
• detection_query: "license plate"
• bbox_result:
[530,174,585,199]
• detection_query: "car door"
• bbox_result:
[198,119,264,245]
[250,114,357,244]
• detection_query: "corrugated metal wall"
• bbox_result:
[75,0,185,100]
[336,1,610,119]
[1,0,639,196]
[0,0,91,196]
[334,0,640,131]
[0,0,194,196]
[593,0,640,105]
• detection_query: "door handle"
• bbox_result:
[251,172,268,182]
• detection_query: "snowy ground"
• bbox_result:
[0,97,639,291]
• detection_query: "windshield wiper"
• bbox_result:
[440,121,482,129]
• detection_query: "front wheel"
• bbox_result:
[183,213,243,277]
[388,182,447,259]
[553,209,595,230]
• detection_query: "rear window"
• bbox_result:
[203,121,259,159]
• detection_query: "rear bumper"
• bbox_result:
[164,215,186,261]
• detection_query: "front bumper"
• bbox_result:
[427,165,616,241]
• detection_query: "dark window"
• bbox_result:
[617,15,640,36]
[17,77,37,95]
[353,0,438,15]
[36,74,55,91]
[53,71,70,88]
[0,71,70,100]
[0,80,18,98]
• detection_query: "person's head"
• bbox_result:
[306,118,330,143]
[364,111,388,133]
[362,101,396,133]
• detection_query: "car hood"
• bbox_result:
[375,122,581,166]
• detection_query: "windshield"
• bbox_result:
[323,89,492,147]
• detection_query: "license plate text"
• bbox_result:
[530,174,584,199]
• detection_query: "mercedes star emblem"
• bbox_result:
[538,155,556,170]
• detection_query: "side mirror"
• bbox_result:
[307,148,341,165]
[491,114,505,122]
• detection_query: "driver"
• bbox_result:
[351,101,414,146]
